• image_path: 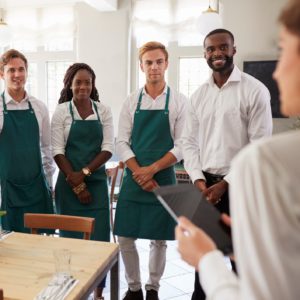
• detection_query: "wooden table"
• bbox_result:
[0,232,119,300]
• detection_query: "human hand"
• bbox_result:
[66,171,85,187]
[194,179,207,192]
[221,213,231,227]
[175,216,216,269]
[141,179,159,192]
[203,180,228,205]
[133,165,156,186]
[77,188,92,204]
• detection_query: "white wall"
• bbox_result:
[75,0,131,133]
[75,0,296,135]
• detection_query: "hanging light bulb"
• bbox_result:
[197,0,222,36]
[0,8,11,47]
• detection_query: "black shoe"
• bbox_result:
[123,289,144,300]
[146,289,159,300]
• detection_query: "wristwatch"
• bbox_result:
[82,167,92,176]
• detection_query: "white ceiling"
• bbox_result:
[4,0,118,11]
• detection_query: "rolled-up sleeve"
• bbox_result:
[39,102,55,186]
[51,104,67,157]
[100,104,114,154]
[116,97,135,163]
[169,93,187,162]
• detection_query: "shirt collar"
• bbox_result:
[207,65,241,87]
[4,90,29,105]
[142,84,168,97]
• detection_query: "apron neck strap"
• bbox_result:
[1,92,33,111]
[136,86,170,113]
[1,92,7,112]
[69,99,100,121]
[92,101,100,121]
[69,101,75,121]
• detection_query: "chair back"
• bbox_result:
[24,213,95,240]
[107,161,124,242]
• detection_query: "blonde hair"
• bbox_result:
[138,41,168,62]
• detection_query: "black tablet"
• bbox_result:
[154,184,233,255]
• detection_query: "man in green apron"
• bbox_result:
[0,49,54,232]
[114,42,187,300]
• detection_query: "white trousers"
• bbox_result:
[118,236,167,292]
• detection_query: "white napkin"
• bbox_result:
[0,230,14,240]
[35,275,78,300]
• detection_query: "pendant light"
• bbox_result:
[197,0,222,36]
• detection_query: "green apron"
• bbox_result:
[0,93,53,232]
[55,101,110,242]
[114,87,176,240]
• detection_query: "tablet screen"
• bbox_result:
[154,184,233,255]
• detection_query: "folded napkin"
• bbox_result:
[35,275,78,300]
[0,230,13,240]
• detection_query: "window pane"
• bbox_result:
[26,63,38,98]
[179,57,210,97]
[47,61,73,117]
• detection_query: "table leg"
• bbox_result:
[110,254,119,300]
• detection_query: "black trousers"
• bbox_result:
[191,171,236,300]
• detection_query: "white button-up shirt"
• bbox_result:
[182,65,273,182]
[51,99,114,157]
[116,86,187,163]
[0,90,55,186]
[199,130,300,300]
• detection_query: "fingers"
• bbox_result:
[141,179,158,192]
[177,216,196,234]
[221,213,231,227]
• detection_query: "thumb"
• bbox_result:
[178,216,197,234]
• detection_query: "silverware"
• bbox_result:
[55,277,76,300]
[0,230,12,240]
[36,275,72,300]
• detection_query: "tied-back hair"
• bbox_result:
[58,63,100,103]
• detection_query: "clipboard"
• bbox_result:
[154,184,233,255]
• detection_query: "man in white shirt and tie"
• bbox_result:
[182,28,273,299]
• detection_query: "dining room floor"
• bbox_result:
[99,238,195,299]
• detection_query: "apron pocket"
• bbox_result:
[5,172,50,207]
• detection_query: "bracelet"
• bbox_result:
[72,182,87,195]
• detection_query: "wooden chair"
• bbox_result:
[0,288,3,300]
[107,161,124,242]
[24,213,95,240]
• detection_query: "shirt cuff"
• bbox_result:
[199,250,238,298]
[190,171,206,183]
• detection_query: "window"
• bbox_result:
[131,1,214,94]
[179,57,210,97]
[47,61,73,116]
[26,63,38,97]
